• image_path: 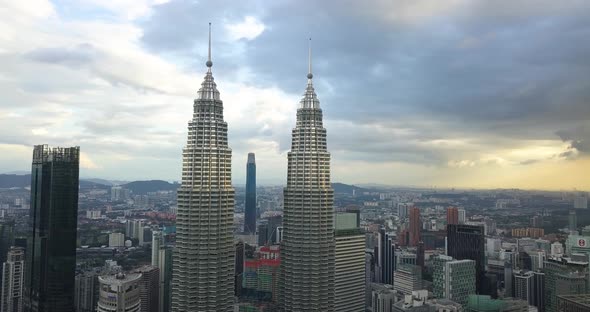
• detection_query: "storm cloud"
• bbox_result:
[0,0,589,189]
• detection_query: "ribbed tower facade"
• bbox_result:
[280,40,335,311]
[171,25,235,312]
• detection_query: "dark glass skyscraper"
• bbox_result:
[244,153,256,234]
[379,229,395,285]
[0,219,15,277]
[25,145,80,312]
[447,224,485,294]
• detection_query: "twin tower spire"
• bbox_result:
[204,24,317,108]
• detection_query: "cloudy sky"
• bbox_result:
[1,0,589,190]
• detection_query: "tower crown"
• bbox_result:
[300,38,320,109]
[196,23,220,101]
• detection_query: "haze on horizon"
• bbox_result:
[1,0,589,191]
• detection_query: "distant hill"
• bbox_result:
[0,174,30,188]
[0,174,109,190]
[122,180,179,195]
[332,182,368,194]
[83,178,115,186]
[79,180,110,190]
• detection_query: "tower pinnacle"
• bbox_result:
[206,22,212,69]
[307,37,313,80]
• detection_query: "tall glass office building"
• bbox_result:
[279,41,335,311]
[171,24,235,311]
[25,145,80,312]
[244,153,257,234]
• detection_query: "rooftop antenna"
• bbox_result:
[206,22,212,69]
[307,37,313,80]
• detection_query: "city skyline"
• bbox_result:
[1,1,590,190]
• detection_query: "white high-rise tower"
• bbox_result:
[279,39,335,311]
[171,24,235,311]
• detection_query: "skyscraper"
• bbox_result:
[446,207,458,226]
[74,270,98,312]
[334,211,365,312]
[569,209,578,233]
[409,207,421,246]
[171,24,235,311]
[447,224,485,294]
[134,266,159,312]
[544,258,588,312]
[279,40,335,311]
[25,145,79,312]
[244,153,257,234]
[378,229,396,285]
[394,264,423,295]
[0,220,15,279]
[234,242,245,297]
[432,255,476,306]
[158,246,172,312]
[151,230,162,266]
[458,208,466,224]
[1,247,25,312]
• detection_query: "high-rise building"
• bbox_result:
[513,269,545,311]
[409,207,421,247]
[97,273,141,312]
[109,232,125,248]
[365,252,377,306]
[134,266,159,312]
[370,283,397,312]
[544,258,589,312]
[25,145,79,312]
[398,204,409,219]
[432,255,476,306]
[458,209,466,224]
[258,216,283,247]
[416,241,425,272]
[110,186,122,202]
[125,220,145,241]
[151,231,162,266]
[1,247,24,312]
[513,270,533,304]
[573,193,588,209]
[533,271,545,312]
[257,245,280,301]
[74,270,98,312]
[234,242,245,297]
[257,223,269,246]
[393,265,423,295]
[446,224,485,294]
[446,207,458,226]
[267,216,283,245]
[334,211,365,312]
[379,229,396,285]
[569,210,578,233]
[279,40,335,311]
[244,153,257,234]
[158,246,172,312]
[171,24,235,312]
[504,261,513,297]
[0,220,15,279]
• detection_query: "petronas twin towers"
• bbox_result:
[172,25,334,311]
